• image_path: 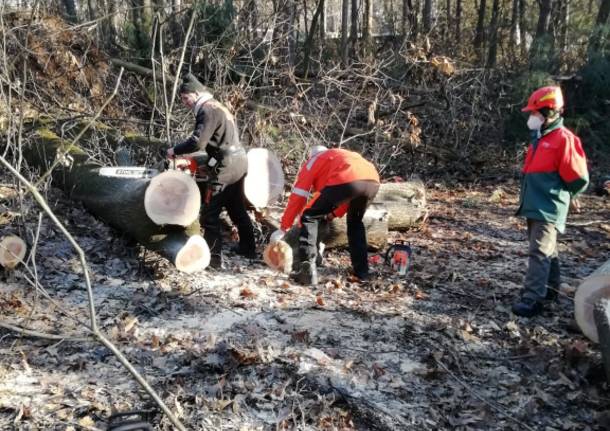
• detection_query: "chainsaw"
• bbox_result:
[385,240,412,276]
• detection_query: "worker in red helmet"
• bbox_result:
[271,147,380,286]
[512,85,589,317]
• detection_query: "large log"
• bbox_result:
[373,180,427,230]
[23,129,209,273]
[575,259,610,342]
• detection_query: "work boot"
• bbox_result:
[291,259,318,287]
[209,254,225,270]
[512,298,543,317]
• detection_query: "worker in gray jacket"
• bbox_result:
[167,74,255,269]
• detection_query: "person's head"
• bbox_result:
[308,145,328,158]
[179,73,213,109]
[522,86,564,130]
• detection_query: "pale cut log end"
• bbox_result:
[245,148,285,208]
[0,235,27,269]
[175,235,210,273]
[575,275,610,343]
[263,240,293,274]
[144,171,201,226]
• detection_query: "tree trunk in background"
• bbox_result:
[350,0,358,58]
[509,0,521,59]
[341,0,349,65]
[302,0,325,76]
[530,0,553,67]
[519,0,527,57]
[87,0,97,21]
[455,0,462,43]
[62,0,78,23]
[423,0,435,33]
[486,0,500,68]
[362,0,373,55]
[473,0,487,59]
[402,0,411,40]
[589,0,610,54]
[557,0,570,61]
[319,0,326,42]
[444,0,451,44]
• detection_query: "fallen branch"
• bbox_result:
[0,321,89,342]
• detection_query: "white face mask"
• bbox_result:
[527,114,544,131]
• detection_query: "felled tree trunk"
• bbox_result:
[23,129,209,273]
[575,259,610,342]
[372,180,427,230]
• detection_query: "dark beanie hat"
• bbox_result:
[179,73,212,95]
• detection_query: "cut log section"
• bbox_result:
[23,129,207,272]
[144,170,201,226]
[263,240,293,274]
[244,148,285,209]
[0,235,27,269]
[575,259,610,342]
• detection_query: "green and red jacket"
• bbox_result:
[517,119,589,233]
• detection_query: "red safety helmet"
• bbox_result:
[522,86,564,112]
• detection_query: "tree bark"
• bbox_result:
[486,0,501,68]
[62,0,78,24]
[509,0,521,57]
[423,0,435,33]
[341,0,350,65]
[519,0,527,57]
[530,0,553,62]
[302,0,326,76]
[23,129,209,273]
[350,0,359,58]
[362,0,373,56]
[473,0,487,58]
[589,0,610,53]
[575,259,610,343]
[455,0,462,42]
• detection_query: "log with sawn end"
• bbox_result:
[23,128,209,273]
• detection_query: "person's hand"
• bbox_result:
[166,147,175,158]
[270,229,286,243]
[570,198,582,213]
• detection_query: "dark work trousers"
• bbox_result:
[299,180,379,278]
[200,175,255,259]
[522,219,560,302]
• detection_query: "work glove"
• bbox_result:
[270,229,286,243]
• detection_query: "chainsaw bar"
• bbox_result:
[99,167,159,179]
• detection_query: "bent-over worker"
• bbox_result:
[271,146,380,286]
[167,74,256,269]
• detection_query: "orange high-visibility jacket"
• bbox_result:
[280,149,379,231]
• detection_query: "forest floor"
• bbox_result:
[1,177,609,430]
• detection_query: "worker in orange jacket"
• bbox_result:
[271,146,380,286]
